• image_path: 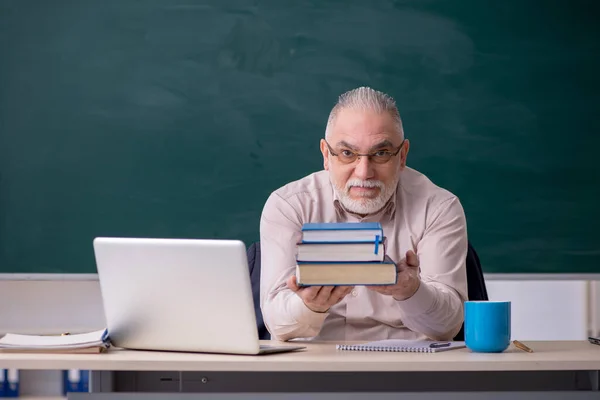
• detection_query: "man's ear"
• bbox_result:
[400,139,410,169]
[320,139,330,170]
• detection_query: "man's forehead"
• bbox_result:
[334,137,397,151]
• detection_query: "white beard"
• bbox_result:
[332,176,397,215]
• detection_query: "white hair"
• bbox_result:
[325,86,403,139]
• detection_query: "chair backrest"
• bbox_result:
[453,241,489,341]
[246,242,270,339]
[246,241,488,341]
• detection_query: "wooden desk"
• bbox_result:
[1,340,599,399]
[1,340,599,372]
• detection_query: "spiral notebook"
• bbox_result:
[336,339,466,353]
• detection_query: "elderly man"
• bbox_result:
[259,87,468,342]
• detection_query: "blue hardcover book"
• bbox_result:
[3,369,18,397]
[301,222,383,243]
[0,369,5,397]
[296,237,387,262]
[63,369,89,394]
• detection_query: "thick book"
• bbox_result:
[301,222,383,243]
[296,255,397,286]
[336,339,466,353]
[0,329,110,353]
[296,238,386,262]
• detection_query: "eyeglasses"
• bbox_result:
[325,139,405,165]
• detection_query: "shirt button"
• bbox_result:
[351,290,358,297]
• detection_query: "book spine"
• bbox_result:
[4,369,18,397]
[0,369,5,397]
[63,369,90,394]
[297,260,390,264]
[302,223,382,231]
[301,227,384,243]
[300,237,384,244]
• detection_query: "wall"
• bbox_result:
[0,277,596,338]
[486,279,592,340]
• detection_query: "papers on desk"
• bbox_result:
[0,329,110,353]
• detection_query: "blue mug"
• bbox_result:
[464,301,511,353]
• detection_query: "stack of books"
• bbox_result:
[0,329,110,354]
[295,222,397,286]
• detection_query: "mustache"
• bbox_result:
[345,179,384,190]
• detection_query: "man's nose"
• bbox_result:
[353,155,375,180]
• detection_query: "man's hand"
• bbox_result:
[369,250,421,301]
[286,275,354,313]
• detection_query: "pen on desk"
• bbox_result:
[429,342,451,349]
[513,340,533,353]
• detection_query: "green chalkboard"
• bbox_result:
[1,0,599,274]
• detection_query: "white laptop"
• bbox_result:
[93,237,306,355]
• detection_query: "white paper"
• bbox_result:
[0,329,107,349]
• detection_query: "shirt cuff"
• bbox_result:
[395,281,437,316]
[289,293,330,327]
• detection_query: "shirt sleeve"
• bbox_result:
[259,192,329,341]
[395,196,469,341]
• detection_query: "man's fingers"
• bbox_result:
[405,250,419,268]
[288,277,354,310]
[315,285,335,303]
[303,285,323,301]
[331,285,353,302]
[286,275,325,300]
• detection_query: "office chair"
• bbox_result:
[247,241,269,340]
[246,240,488,341]
[453,241,489,341]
